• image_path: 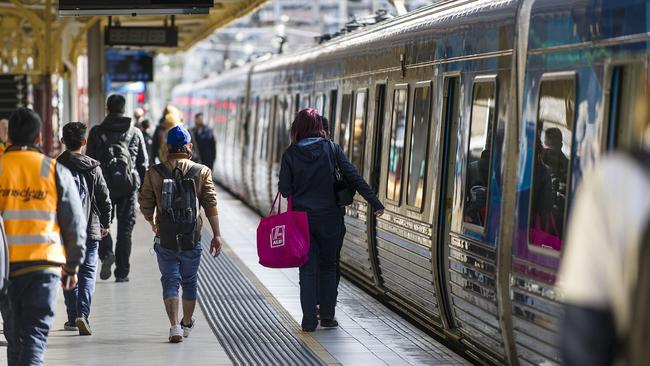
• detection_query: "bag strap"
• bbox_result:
[269,192,282,216]
[184,164,203,180]
[152,164,173,180]
[327,140,343,181]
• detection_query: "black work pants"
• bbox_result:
[99,193,136,279]
[299,213,345,330]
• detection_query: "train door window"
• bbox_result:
[407,83,432,209]
[351,89,368,171]
[328,89,338,137]
[339,93,353,153]
[386,86,409,203]
[315,93,326,116]
[607,64,646,150]
[258,97,271,160]
[275,95,289,163]
[462,78,497,229]
[528,75,576,257]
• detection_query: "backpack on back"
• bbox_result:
[152,163,203,250]
[98,127,136,199]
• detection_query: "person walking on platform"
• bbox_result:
[191,112,216,170]
[278,109,384,332]
[58,122,112,336]
[0,108,87,365]
[138,125,224,343]
[87,95,148,282]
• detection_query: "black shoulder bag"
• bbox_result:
[328,140,355,206]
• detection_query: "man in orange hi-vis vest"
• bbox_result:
[0,108,86,366]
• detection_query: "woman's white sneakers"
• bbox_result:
[182,318,195,338]
[169,325,183,343]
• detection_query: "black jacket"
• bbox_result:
[86,114,149,189]
[57,150,112,241]
[192,126,216,167]
[279,138,383,216]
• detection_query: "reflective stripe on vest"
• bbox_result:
[0,151,65,265]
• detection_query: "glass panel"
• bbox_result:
[315,94,326,116]
[258,98,271,160]
[351,91,367,171]
[327,90,338,138]
[386,88,408,202]
[274,96,289,163]
[407,86,432,208]
[529,77,575,254]
[609,64,647,150]
[463,82,496,228]
[339,94,352,153]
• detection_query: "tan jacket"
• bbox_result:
[138,154,218,232]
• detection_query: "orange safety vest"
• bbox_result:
[0,150,65,266]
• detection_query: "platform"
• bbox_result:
[0,187,469,366]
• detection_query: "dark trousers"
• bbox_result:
[299,214,344,329]
[1,272,59,366]
[64,240,99,322]
[99,193,136,278]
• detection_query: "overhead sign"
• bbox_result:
[106,50,154,83]
[58,0,214,16]
[105,26,178,47]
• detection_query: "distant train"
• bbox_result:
[172,0,649,364]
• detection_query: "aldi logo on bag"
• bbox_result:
[270,225,285,248]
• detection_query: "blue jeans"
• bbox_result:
[300,214,345,329]
[64,240,99,322]
[154,243,202,300]
[0,271,59,366]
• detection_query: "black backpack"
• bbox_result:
[98,127,136,199]
[152,163,203,250]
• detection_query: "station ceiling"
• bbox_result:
[0,0,268,76]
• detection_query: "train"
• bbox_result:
[171,0,649,364]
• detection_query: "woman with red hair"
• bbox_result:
[279,108,384,332]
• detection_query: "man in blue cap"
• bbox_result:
[138,125,223,343]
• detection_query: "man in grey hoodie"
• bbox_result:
[58,122,112,336]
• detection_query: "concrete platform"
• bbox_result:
[0,186,469,366]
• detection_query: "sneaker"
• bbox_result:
[181,318,195,338]
[169,325,183,343]
[115,276,129,283]
[76,317,92,336]
[100,253,115,280]
[64,321,78,331]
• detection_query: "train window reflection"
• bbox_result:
[463,81,496,228]
[407,85,432,209]
[529,77,575,255]
[351,90,367,171]
[386,87,408,202]
[339,94,352,153]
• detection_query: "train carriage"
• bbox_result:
[172,0,650,364]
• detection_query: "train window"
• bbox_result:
[328,89,338,138]
[462,80,496,229]
[274,95,289,163]
[407,84,432,209]
[258,97,272,160]
[351,90,368,171]
[607,64,647,150]
[315,94,326,116]
[528,75,575,256]
[386,86,409,203]
[339,94,353,153]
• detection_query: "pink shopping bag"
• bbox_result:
[256,193,310,268]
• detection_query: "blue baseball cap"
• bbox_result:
[167,125,191,147]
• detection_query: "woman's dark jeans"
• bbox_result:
[299,213,345,330]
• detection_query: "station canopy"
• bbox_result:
[0,0,268,76]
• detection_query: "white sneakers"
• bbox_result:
[169,325,183,343]
[169,319,195,343]
[182,318,195,338]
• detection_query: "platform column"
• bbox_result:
[87,22,105,127]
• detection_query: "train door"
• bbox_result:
[368,84,387,286]
[435,76,461,331]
